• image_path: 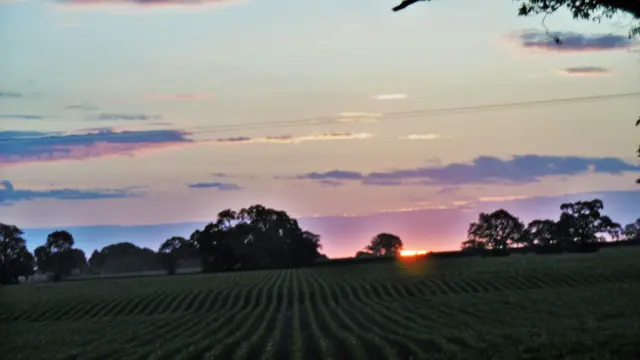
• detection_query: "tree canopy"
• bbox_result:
[394,0,639,37]
[34,230,86,280]
[466,209,525,252]
[462,199,627,254]
[364,233,404,256]
[183,205,324,272]
[0,223,34,284]
[88,242,163,274]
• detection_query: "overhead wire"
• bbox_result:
[186,91,640,136]
[1,91,638,141]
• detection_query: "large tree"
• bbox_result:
[87,242,162,274]
[526,219,559,247]
[467,209,525,252]
[623,218,640,241]
[35,230,80,280]
[555,199,622,250]
[0,223,34,285]
[158,236,195,275]
[191,205,323,272]
[364,233,404,256]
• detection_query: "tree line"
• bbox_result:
[1,200,639,285]
[461,199,640,254]
[0,204,325,285]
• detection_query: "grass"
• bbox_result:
[1,248,639,360]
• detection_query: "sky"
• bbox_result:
[1,0,639,258]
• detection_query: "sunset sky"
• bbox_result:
[1,0,639,258]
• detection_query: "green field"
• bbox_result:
[2,249,640,360]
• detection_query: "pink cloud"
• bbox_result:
[1,128,195,167]
[215,132,374,145]
[53,0,251,12]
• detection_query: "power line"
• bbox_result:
[188,91,640,136]
[2,91,638,141]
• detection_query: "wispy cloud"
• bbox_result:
[372,94,407,100]
[0,91,23,99]
[296,170,364,181]
[515,30,634,52]
[295,155,640,186]
[0,180,140,206]
[54,0,251,13]
[215,132,373,145]
[0,114,46,120]
[477,195,531,202]
[89,113,162,121]
[147,93,215,101]
[186,182,242,191]
[66,103,99,111]
[335,112,382,123]
[559,66,611,76]
[399,134,445,140]
[0,127,194,166]
[210,172,257,179]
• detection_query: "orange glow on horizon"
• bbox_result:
[399,249,428,257]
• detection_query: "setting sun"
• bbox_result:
[399,250,429,257]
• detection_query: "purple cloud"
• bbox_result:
[92,113,162,121]
[0,128,194,166]
[517,30,634,52]
[55,0,246,8]
[296,155,640,186]
[187,182,242,191]
[297,170,364,181]
[1,180,139,206]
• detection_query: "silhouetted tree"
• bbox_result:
[395,0,639,37]
[623,218,640,241]
[526,219,558,247]
[70,249,88,274]
[556,199,622,251]
[34,245,52,274]
[191,205,323,272]
[36,230,79,281]
[0,223,34,285]
[88,242,162,274]
[467,209,524,253]
[364,233,404,257]
[158,236,194,275]
[461,238,486,252]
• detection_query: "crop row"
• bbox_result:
[2,268,640,360]
[1,268,637,323]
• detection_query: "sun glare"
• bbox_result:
[399,249,428,257]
